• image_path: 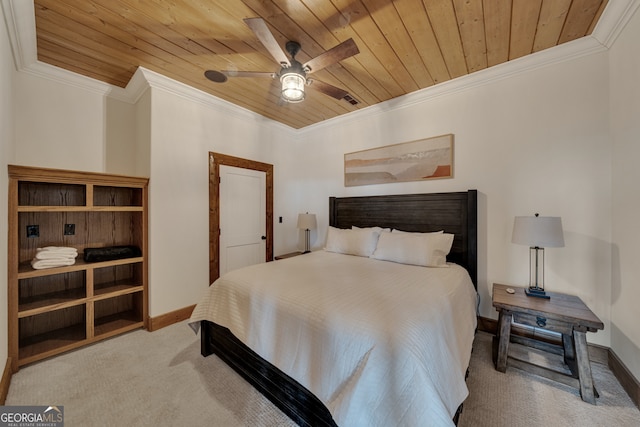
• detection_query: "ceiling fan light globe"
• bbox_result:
[280,72,306,103]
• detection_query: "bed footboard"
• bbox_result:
[201,320,338,427]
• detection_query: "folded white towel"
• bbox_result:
[37,246,78,255]
[31,258,76,269]
[34,252,78,260]
[35,246,78,260]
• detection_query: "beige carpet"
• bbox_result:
[6,322,296,427]
[459,332,640,427]
[5,323,640,426]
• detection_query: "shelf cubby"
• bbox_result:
[18,181,86,207]
[18,305,87,362]
[18,270,86,316]
[94,292,144,337]
[94,263,143,298]
[93,185,143,207]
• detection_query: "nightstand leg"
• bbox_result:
[573,330,596,404]
[562,333,578,377]
[495,310,512,372]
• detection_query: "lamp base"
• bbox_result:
[525,287,550,299]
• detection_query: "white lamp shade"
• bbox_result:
[297,213,317,230]
[512,216,564,248]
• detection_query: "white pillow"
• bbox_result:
[392,229,444,234]
[324,226,381,257]
[371,231,454,267]
[352,225,391,233]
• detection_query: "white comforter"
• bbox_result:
[189,250,477,427]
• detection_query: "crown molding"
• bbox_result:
[591,0,640,47]
[1,0,36,71]
[23,61,112,96]
[104,67,150,104]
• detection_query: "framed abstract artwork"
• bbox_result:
[344,134,453,187]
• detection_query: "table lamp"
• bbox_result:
[297,213,317,254]
[512,213,564,299]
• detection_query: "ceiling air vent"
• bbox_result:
[343,94,359,105]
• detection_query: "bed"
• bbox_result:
[189,190,478,426]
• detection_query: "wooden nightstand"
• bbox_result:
[492,283,604,404]
[274,251,304,260]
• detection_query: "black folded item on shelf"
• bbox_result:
[83,245,142,262]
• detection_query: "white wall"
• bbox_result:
[294,50,613,347]
[610,7,640,381]
[147,88,295,316]
[105,96,138,175]
[104,91,152,178]
[13,71,107,172]
[134,91,151,178]
[0,2,15,367]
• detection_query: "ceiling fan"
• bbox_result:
[204,18,360,104]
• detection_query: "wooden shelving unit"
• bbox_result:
[7,165,148,371]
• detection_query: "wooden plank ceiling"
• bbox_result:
[34,0,608,129]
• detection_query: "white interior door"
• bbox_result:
[219,165,266,275]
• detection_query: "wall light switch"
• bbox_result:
[64,224,76,235]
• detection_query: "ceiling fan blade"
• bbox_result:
[205,70,275,83]
[308,79,349,100]
[244,18,290,67]
[223,71,276,78]
[303,39,359,74]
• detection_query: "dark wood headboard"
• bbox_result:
[329,190,478,288]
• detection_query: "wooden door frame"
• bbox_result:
[209,152,274,284]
